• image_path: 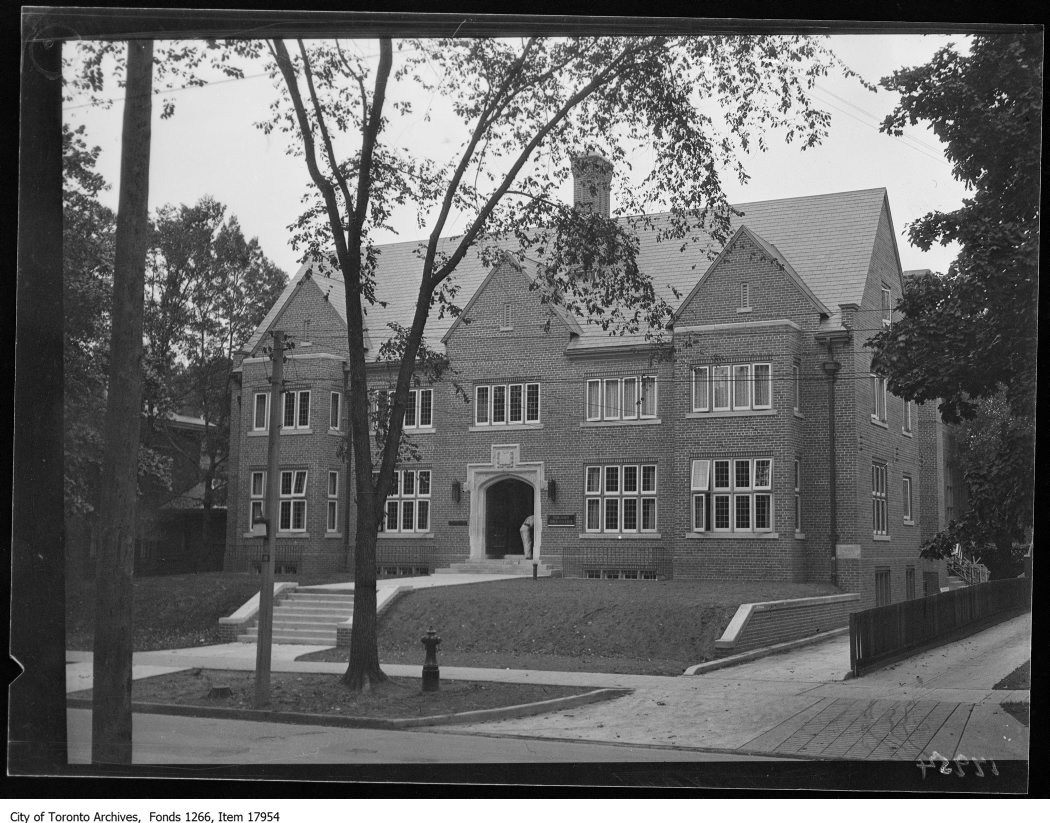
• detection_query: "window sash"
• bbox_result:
[327,501,338,532]
[755,494,772,531]
[692,367,709,412]
[475,386,490,425]
[622,464,639,493]
[585,498,601,532]
[622,497,638,532]
[713,495,731,530]
[525,383,540,422]
[902,398,912,433]
[604,465,619,494]
[330,392,341,429]
[327,471,338,497]
[419,389,433,427]
[882,286,892,325]
[283,392,296,428]
[741,282,750,308]
[792,365,800,412]
[734,495,751,530]
[753,363,771,409]
[509,384,523,424]
[404,390,417,427]
[692,494,706,531]
[586,380,601,421]
[416,500,430,532]
[604,498,620,531]
[492,385,507,423]
[603,379,621,420]
[754,459,772,490]
[641,465,656,493]
[734,459,751,489]
[622,377,638,420]
[691,459,710,491]
[871,375,887,421]
[712,366,730,410]
[640,376,656,418]
[733,365,751,409]
[713,460,731,489]
[254,393,269,430]
[251,471,265,497]
[585,466,601,494]
[641,498,656,531]
[903,477,913,521]
[297,391,310,428]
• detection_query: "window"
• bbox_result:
[875,568,891,607]
[382,469,431,533]
[870,374,887,423]
[690,459,710,531]
[902,398,913,435]
[881,284,892,326]
[500,302,513,330]
[282,390,310,430]
[872,462,888,535]
[692,367,709,412]
[327,471,339,532]
[585,464,657,533]
[906,567,916,600]
[903,476,914,524]
[741,282,750,309]
[404,389,434,429]
[946,482,954,523]
[792,365,801,413]
[250,470,266,534]
[693,458,773,533]
[585,377,656,421]
[279,469,308,532]
[475,383,540,425]
[253,393,270,431]
[712,366,730,411]
[794,458,802,533]
[693,362,770,412]
[753,364,771,409]
[330,392,342,430]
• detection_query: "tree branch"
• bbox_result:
[297,39,356,225]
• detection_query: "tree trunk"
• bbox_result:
[342,482,387,690]
[92,40,153,765]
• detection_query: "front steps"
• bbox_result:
[237,588,354,645]
[434,556,553,577]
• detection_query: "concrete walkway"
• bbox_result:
[66,609,1030,763]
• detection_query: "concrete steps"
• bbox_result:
[947,575,968,591]
[435,557,553,577]
[237,588,354,646]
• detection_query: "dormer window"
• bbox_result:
[881,284,892,326]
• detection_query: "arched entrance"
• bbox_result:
[484,478,534,558]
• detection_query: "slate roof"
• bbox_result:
[245,187,892,357]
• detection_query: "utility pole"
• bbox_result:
[254,329,284,708]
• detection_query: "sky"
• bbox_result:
[63,32,971,281]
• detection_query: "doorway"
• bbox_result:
[484,478,534,558]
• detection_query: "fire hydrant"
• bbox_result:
[421,626,441,692]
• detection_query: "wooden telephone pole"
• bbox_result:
[254,329,284,708]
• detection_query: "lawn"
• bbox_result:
[301,578,841,675]
[65,571,347,651]
[66,669,591,720]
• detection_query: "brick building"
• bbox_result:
[225,161,953,607]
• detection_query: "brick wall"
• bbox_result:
[714,592,862,657]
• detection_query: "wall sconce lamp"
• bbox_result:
[451,480,461,504]
[546,479,557,502]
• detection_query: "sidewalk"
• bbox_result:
[66,611,1030,762]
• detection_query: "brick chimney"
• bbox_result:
[571,153,613,218]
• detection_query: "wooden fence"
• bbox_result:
[849,577,1031,677]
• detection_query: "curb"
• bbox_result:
[66,687,630,730]
[683,627,849,675]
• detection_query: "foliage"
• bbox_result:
[920,393,1033,579]
[867,33,1041,423]
[258,34,854,689]
[865,34,1039,575]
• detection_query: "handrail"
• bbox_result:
[948,555,990,586]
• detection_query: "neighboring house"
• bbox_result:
[67,412,227,577]
[225,157,951,608]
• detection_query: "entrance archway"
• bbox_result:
[484,478,534,558]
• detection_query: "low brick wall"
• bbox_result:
[714,592,861,658]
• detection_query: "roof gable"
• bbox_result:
[675,224,832,320]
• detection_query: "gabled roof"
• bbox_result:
[245,187,893,355]
[675,224,832,320]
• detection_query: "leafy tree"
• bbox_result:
[867,33,1041,422]
[257,35,853,690]
[144,197,286,558]
[866,33,1040,577]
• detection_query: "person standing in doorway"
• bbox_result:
[519,514,535,559]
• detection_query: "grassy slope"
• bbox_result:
[364,578,841,675]
[65,571,343,651]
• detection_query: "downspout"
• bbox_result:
[822,347,841,582]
